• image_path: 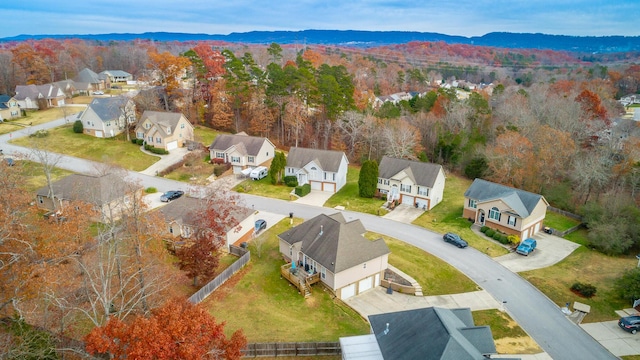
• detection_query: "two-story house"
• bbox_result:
[376,156,445,210]
[0,95,22,121]
[79,96,136,138]
[135,111,194,151]
[463,178,549,240]
[285,147,349,193]
[209,132,275,174]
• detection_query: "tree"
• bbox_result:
[615,268,640,302]
[358,160,378,198]
[147,50,192,111]
[382,119,422,160]
[85,297,247,360]
[464,156,488,180]
[72,119,83,133]
[269,151,286,185]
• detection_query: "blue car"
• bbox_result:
[516,238,537,256]
[443,232,468,248]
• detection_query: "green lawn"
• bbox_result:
[473,309,542,354]
[14,160,75,192]
[412,174,508,257]
[193,126,220,147]
[235,175,294,201]
[10,125,158,171]
[0,106,86,135]
[543,211,581,232]
[324,166,388,215]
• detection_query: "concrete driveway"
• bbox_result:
[581,320,640,357]
[382,204,424,223]
[292,190,333,206]
[494,231,580,272]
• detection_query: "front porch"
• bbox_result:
[280,263,321,298]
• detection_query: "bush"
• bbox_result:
[492,232,502,241]
[571,282,597,298]
[144,144,169,155]
[507,235,520,245]
[485,229,495,237]
[136,138,144,145]
[213,163,230,177]
[464,156,488,179]
[499,235,509,244]
[145,187,157,193]
[358,160,378,198]
[73,120,83,133]
[29,129,49,138]
[284,176,298,187]
[295,184,311,197]
[131,138,138,144]
[480,226,489,233]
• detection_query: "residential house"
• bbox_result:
[36,84,66,107]
[35,173,143,222]
[340,307,508,360]
[156,196,255,252]
[376,156,445,210]
[463,178,549,240]
[0,95,22,121]
[285,147,349,193]
[79,96,136,138]
[14,85,44,110]
[74,68,105,91]
[278,213,390,300]
[99,70,133,84]
[135,111,194,151]
[209,132,275,174]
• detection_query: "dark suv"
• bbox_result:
[619,316,640,334]
[160,190,184,202]
[443,232,468,248]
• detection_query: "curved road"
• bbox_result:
[1,118,616,360]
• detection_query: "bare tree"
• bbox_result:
[29,137,64,211]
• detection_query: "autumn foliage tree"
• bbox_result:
[85,297,246,360]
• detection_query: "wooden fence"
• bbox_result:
[242,342,341,357]
[547,206,584,236]
[188,246,250,304]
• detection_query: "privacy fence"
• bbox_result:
[241,342,341,357]
[188,245,250,304]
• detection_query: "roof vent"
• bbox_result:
[320,225,323,236]
[384,323,390,335]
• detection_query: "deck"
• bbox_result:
[280,263,321,298]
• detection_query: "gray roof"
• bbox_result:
[15,85,42,100]
[139,111,188,136]
[278,213,389,273]
[157,196,253,231]
[464,178,546,218]
[100,70,132,78]
[286,147,347,172]
[36,173,136,206]
[0,95,10,109]
[368,307,501,360]
[379,156,443,188]
[210,133,271,156]
[75,68,101,84]
[36,84,62,99]
[87,96,131,122]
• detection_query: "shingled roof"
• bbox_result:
[87,96,131,122]
[464,178,547,218]
[286,147,347,172]
[157,196,253,231]
[278,213,389,273]
[369,307,501,360]
[75,68,101,84]
[209,133,270,156]
[139,111,187,136]
[378,156,443,187]
[14,85,42,100]
[35,173,135,206]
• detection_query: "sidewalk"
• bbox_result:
[139,147,188,176]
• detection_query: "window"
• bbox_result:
[11,110,18,116]
[136,132,143,138]
[166,127,171,134]
[400,184,412,193]
[378,178,382,184]
[289,246,292,256]
[248,156,255,163]
[37,196,43,204]
[180,123,185,129]
[156,137,162,143]
[384,179,389,185]
[231,156,240,163]
[508,216,517,226]
[169,227,174,234]
[418,187,429,196]
[333,173,335,181]
[321,267,326,279]
[310,167,318,179]
[489,207,501,221]
[469,199,477,208]
[145,123,150,129]
[147,136,153,143]
[215,152,225,159]
[363,263,367,269]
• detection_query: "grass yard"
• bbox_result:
[378,235,478,294]
[10,125,158,171]
[520,229,637,322]
[13,160,75,192]
[235,175,295,201]
[324,166,388,216]
[203,218,370,342]
[412,173,508,257]
[473,309,542,354]
[0,106,86,135]
[543,211,581,232]
[162,151,214,184]
[193,126,220,147]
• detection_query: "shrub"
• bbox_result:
[136,139,144,145]
[295,184,311,197]
[29,129,49,138]
[499,235,509,244]
[492,232,502,241]
[480,226,489,233]
[284,176,298,187]
[131,138,138,144]
[145,187,157,193]
[507,235,520,245]
[73,120,83,133]
[358,160,378,198]
[144,144,169,155]
[485,229,495,237]
[464,156,488,179]
[213,163,230,177]
[571,282,597,298]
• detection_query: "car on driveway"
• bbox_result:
[255,219,267,233]
[443,232,468,248]
[160,190,184,202]
[516,238,537,256]
[93,91,104,95]
[619,315,640,334]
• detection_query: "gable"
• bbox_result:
[209,134,271,156]
[286,147,347,172]
[464,178,547,218]
[379,156,442,188]
[35,173,137,206]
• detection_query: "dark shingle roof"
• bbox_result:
[278,213,389,273]
[35,173,136,206]
[15,85,41,100]
[286,147,347,172]
[87,96,130,122]
[0,95,10,109]
[464,178,546,218]
[75,68,101,84]
[368,307,499,360]
[157,196,253,231]
[209,133,270,157]
[378,156,443,187]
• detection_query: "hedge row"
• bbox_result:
[295,183,311,197]
[480,226,512,245]
[144,144,169,155]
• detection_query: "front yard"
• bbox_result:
[0,106,85,135]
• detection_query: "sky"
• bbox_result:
[2,1,639,39]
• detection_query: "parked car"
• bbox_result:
[255,219,267,233]
[93,91,104,95]
[443,232,468,248]
[619,315,640,334]
[160,190,184,202]
[516,238,537,256]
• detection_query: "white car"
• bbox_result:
[93,91,104,95]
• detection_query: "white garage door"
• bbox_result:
[341,284,356,300]
[95,130,103,138]
[415,198,429,210]
[401,195,414,205]
[311,181,322,191]
[359,277,372,293]
[534,222,541,234]
[323,183,336,193]
[166,141,178,151]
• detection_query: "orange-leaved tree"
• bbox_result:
[85,297,246,359]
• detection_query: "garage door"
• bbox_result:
[311,181,322,191]
[534,222,541,234]
[323,183,336,193]
[401,195,414,205]
[95,130,103,138]
[166,141,178,151]
[415,198,429,210]
[359,277,372,293]
[341,284,356,300]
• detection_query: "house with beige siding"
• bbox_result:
[278,213,389,300]
[463,178,548,240]
[376,156,445,210]
[135,111,194,151]
[285,147,349,193]
[156,196,255,252]
[0,95,22,121]
[209,132,276,174]
[80,96,136,138]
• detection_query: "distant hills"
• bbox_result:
[2,30,640,53]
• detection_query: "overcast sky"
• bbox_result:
[2,1,639,39]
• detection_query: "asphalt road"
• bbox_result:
[1,118,617,360]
